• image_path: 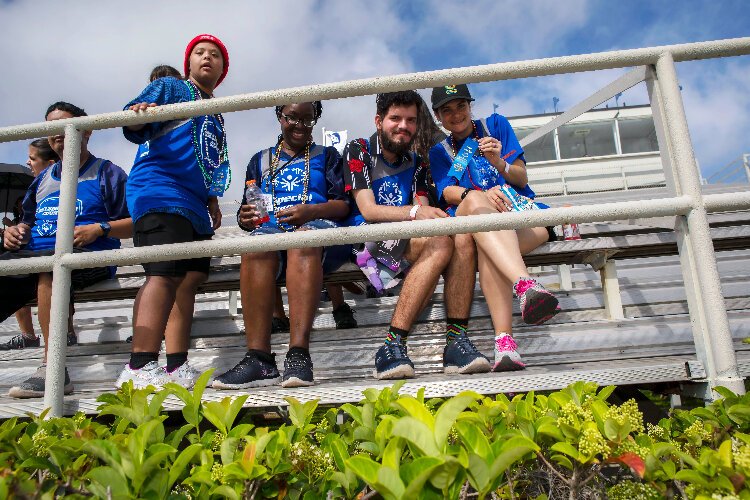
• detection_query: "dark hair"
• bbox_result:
[45,101,87,120]
[412,95,444,161]
[274,101,323,120]
[150,64,182,82]
[375,91,421,118]
[29,138,60,163]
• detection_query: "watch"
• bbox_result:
[99,221,111,237]
[460,188,472,201]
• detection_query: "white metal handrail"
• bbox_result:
[1,38,749,415]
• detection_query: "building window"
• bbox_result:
[558,121,617,159]
[515,128,557,163]
[618,117,658,154]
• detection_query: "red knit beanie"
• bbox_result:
[184,34,229,87]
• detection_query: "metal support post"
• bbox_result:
[228,290,239,316]
[557,264,573,291]
[44,124,82,416]
[655,53,744,398]
[600,260,624,320]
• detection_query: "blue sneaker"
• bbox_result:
[282,350,314,388]
[374,336,414,380]
[443,333,491,374]
[212,351,281,390]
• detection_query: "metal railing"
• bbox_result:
[706,153,750,184]
[1,38,749,416]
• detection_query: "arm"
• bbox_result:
[351,188,445,222]
[73,218,133,247]
[237,153,262,231]
[3,223,31,250]
[478,114,529,186]
[122,77,190,143]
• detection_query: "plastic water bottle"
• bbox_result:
[244,180,270,224]
[561,204,581,240]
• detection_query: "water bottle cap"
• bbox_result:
[246,180,255,186]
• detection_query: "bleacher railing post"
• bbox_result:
[43,124,80,416]
[654,52,745,398]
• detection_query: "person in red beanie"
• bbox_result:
[116,34,231,390]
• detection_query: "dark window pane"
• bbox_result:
[515,127,557,163]
[558,121,616,159]
[619,117,658,154]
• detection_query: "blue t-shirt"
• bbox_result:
[240,143,347,231]
[343,136,427,227]
[429,114,535,216]
[19,155,129,276]
[123,77,228,235]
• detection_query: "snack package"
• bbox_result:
[498,184,540,211]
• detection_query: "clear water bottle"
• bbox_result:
[561,203,581,240]
[244,180,270,224]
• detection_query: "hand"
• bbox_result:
[2,217,11,227]
[73,224,104,248]
[208,196,222,230]
[478,185,512,213]
[414,205,448,220]
[238,204,261,229]
[276,204,316,227]
[478,137,504,170]
[3,224,30,250]
[128,102,157,112]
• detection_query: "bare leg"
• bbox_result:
[164,271,207,354]
[273,287,287,319]
[477,248,514,334]
[286,247,324,349]
[15,307,34,336]
[391,236,453,330]
[327,284,345,309]
[131,275,183,353]
[241,251,278,353]
[36,273,53,362]
[443,233,477,319]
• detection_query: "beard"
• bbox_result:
[379,129,414,158]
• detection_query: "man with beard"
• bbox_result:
[344,91,490,380]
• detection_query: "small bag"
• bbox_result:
[498,184,540,211]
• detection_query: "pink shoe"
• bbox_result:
[493,333,525,372]
[514,278,560,325]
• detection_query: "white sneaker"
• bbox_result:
[164,361,201,389]
[493,333,526,372]
[115,361,169,389]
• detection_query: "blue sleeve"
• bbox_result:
[99,162,130,220]
[20,173,44,226]
[488,114,525,165]
[122,77,192,144]
[428,143,458,204]
[324,146,348,203]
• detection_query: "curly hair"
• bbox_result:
[274,101,323,120]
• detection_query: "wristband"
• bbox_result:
[504,160,511,174]
[409,204,421,220]
[460,188,472,201]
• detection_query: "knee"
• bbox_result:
[241,251,277,267]
[453,233,476,261]
[287,246,322,264]
[430,235,454,263]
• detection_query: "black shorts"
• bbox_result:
[546,226,558,242]
[133,213,211,277]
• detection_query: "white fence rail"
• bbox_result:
[1,38,749,415]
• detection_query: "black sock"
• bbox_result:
[166,352,188,372]
[385,326,410,345]
[129,352,159,370]
[446,317,469,343]
[246,349,276,364]
[287,346,310,358]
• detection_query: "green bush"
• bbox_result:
[0,372,749,499]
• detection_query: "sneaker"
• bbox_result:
[115,361,169,389]
[8,365,73,399]
[212,351,281,390]
[0,334,41,350]
[281,350,314,388]
[67,332,77,346]
[443,333,491,374]
[125,336,133,343]
[493,333,526,372]
[514,278,561,325]
[332,303,357,329]
[271,317,290,334]
[374,336,414,380]
[164,360,201,389]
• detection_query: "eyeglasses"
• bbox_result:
[281,113,317,128]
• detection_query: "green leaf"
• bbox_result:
[428,456,462,490]
[604,418,620,441]
[536,422,564,442]
[490,436,539,478]
[455,420,492,462]
[465,453,490,493]
[712,386,737,400]
[377,466,406,499]
[87,466,130,499]
[399,456,444,497]
[347,455,380,485]
[391,416,440,457]
[433,392,478,450]
[381,437,404,470]
[550,442,580,460]
[717,439,733,469]
[394,396,435,429]
[210,484,240,500]
[221,437,240,465]
[168,443,202,488]
[674,469,709,486]
[551,453,574,470]
[597,385,616,401]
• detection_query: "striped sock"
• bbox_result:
[385,326,409,345]
[446,318,468,343]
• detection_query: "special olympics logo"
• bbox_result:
[377,180,403,206]
[35,196,83,236]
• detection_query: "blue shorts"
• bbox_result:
[249,219,351,279]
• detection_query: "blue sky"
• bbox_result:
[0,0,748,202]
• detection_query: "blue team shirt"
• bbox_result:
[19,155,129,277]
[123,77,228,235]
[429,113,535,216]
[240,143,347,231]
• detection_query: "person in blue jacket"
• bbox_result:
[213,100,350,390]
[2,101,131,398]
[116,34,230,390]
[429,84,560,372]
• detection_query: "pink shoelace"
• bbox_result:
[514,278,536,296]
[495,335,518,353]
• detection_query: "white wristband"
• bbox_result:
[504,160,511,174]
[409,204,421,220]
